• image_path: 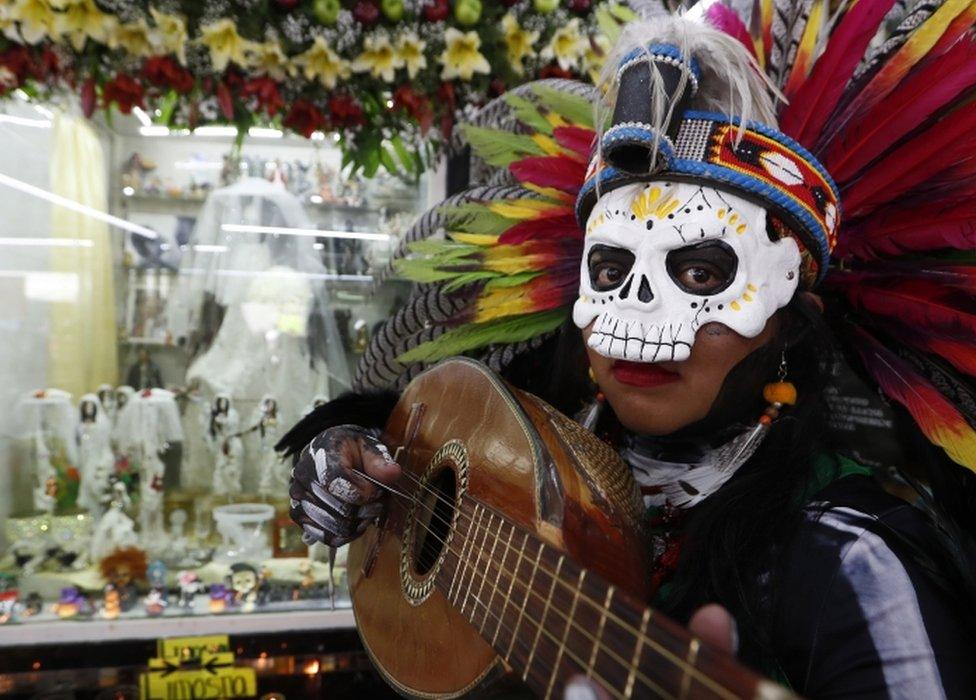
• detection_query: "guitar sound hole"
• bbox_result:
[413,468,456,576]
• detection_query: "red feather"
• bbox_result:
[840,102,976,216]
[848,325,976,471]
[835,278,976,342]
[779,0,897,147]
[552,126,595,160]
[823,37,976,183]
[510,155,588,193]
[498,213,582,244]
[843,263,976,292]
[886,321,976,377]
[837,200,976,259]
[705,3,758,59]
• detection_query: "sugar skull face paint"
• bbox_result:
[573,181,801,362]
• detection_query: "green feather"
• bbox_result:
[503,93,554,134]
[397,309,567,363]
[460,125,547,166]
[485,271,540,289]
[440,203,516,234]
[531,85,594,128]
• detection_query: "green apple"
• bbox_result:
[381,0,404,21]
[312,0,341,25]
[533,0,559,13]
[454,0,482,26]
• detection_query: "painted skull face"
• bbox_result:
[573,182,800,362]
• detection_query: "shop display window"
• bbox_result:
[0,99,431,638]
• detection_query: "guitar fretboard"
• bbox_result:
[431,499,786,700]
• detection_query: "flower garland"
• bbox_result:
[0,0,635,177]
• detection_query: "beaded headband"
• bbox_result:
[577,44,841,286]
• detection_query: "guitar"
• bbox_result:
[348,358,794,699]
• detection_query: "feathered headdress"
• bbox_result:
[356,3,976,476]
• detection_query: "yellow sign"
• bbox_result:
[140,636,256,700]
[157,635,230,663]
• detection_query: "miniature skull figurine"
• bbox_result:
[573,181,801,362]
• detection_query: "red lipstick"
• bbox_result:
[611,361,680,388]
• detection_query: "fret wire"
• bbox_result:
[625,608,652,698]
[474,511,503,635]
[455,507,731,700]
[546,568,587,699]
[459,504,490,618]
[495,530,529,651]
[589,585,613,677]
[452,502,737,700]
[679,639,700,700]
[485,521,515,644]
[524,555,564,682]
[506,538,544,662]
[448,502,479,605]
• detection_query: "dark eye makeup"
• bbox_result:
[587,245,635,291]
[665,240,738,295]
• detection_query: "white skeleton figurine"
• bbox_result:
[76,394,116,520]
[23,389,76,514]
[114,389,183,552]
[96,384,117,425]
[206,394,243,497]
[254,396,286,497]
[91,480,138,562]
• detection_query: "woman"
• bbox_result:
[284,9,976,697]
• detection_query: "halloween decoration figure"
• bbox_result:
[21,389,77,514]
[96,383,117,424]
[90,479,138,562]
[101,585,122,620]
[76,394,116,518]
[115,385,135,413]
[208,583,229,613]
[206,394,244,498]
[229,562,262,612]
[283,7,976,698]
[177,571,202,609]
[99,547,148,613]
[53,587,92,619]
[144,588,167,617]
[254,396,286,498]
[115,388,183,552]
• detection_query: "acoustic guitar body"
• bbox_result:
[348,358,651,698]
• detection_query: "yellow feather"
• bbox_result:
[523,182,574,202]
[531,133,566,156]
[451,232,499,246]
[489,199,562,219]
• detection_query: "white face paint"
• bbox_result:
[573,181,800,363]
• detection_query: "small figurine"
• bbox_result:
[254,396,286,498]
[102,585,121,620]
[0,575,18,624]
[147,560,168,590]
[208,584,229,613]
[76,394,116,520]
[177,571,201,610]
[91,479,138,562]
[96,384,117,424]
[22,592,43,617]
[144,588,167,617]
[206,394,243,498]
[99,547,147,613]
[53,587,92,618]
[229,563,262,612]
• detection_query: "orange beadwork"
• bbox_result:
[763,381,797,406]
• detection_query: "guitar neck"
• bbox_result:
[432,498,791,700]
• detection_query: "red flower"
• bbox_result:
[241,77,284,116]
[80,78,96,117]
[283,99,327,138]
[437,82,456,138]
[66,467,80,482]
[0,46,34,91]
[143,56,194,94]
[392,85,433,133]
[539,64,575,80]
[102,74,145,114]
[328,94,365,128]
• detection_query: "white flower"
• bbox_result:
[541,18,586,71]
[397,31,427,80]
[502,13,538,76]
[439,28,490,82]
[352,33,404,83]
[296,35,350,89]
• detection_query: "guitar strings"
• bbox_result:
[364,467,737,699]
